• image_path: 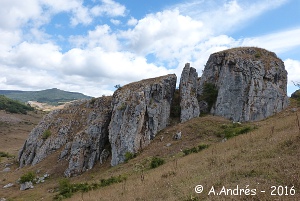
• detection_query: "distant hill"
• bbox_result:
[0,95,34,114]
[0,88,93,105]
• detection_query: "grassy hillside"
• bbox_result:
[0,88,92,105]
[0,95,34,114]
[0,99,299,200]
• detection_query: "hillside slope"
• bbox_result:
[0,88,92,105]
[0,100,299,200]
[0,95,34,114]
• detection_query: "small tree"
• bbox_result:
[292,81,300,89]
[114,84,121,89]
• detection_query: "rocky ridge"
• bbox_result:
[18,74,177,175]
[18,47,288,177]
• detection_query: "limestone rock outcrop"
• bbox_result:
[179,63,200,122]
[109,74,177,166]
[18,97,112,177]
[198,47,288,122]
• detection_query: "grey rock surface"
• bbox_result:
[179,63,200,122]
[3,183,14,188]
[2,167,10,172]
[18,97,112,177]
[99,149,110,164]
[198,47,288,122]
[20,181,33,191]
[109,74,177,166]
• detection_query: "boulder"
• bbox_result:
[20,181,33,191]
[109,74,177,166]
[179,63,200,122]
[198,47,288,122]
[3,183,14,188]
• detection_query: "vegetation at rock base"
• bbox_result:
[19,172,36,183]
[0,95,34,114]
[170,89,181,118]
[198,83,218,113]
[124,151,137,162]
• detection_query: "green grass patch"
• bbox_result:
[54,175,127,200]
[183,143,210,156]
[219,123,255,139]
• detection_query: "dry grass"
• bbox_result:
[1,102,300,201]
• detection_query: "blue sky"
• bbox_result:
[0,0,299,96]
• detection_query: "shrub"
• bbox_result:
[117,103,126,110]
[124,152,136,162]
[42,129,51,140]
[198,144,210,151]
[255,52,261,58]
[170,89,181,118]
[150,157,165,169]
[198,83,218,113]
[20,172,35,183]
[0,151,13,158]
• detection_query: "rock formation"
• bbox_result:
[109,74,177,166]
[18,47,289,176]
[18,97,112,177]
[179,63,200,122]
[198,47,288,122]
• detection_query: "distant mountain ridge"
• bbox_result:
[0,88,93,105]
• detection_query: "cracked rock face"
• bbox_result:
[18,97,112,177]
[179,63,200,123]
[198,47,288,122]
[109,74,177,166]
